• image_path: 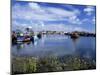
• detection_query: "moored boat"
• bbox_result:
[70,33,79,39]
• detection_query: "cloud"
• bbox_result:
[84,6,95,15]
[68,15,82,24]
[46,7,79,17]
[82,16,96,25]
[12,2,95,32]
[12,2,81,25]
[92,17,96,24]
[12,16,82,32]
[12,19,85,32]
[45,6,81,24]
[29,2,40,9]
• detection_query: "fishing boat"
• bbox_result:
[17,36,34,42]
[70,33,79,39]
[12,33,41,44]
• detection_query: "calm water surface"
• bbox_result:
[12,35,96,60]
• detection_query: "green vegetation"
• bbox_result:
[12,57,37,74]
[12,55,96,74]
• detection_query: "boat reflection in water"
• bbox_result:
[71,37,79,52]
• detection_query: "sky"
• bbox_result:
[12,1,96,33]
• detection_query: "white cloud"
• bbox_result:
[12,19,85,32]
[29,2,40,9]
[82,16,96,25]
[92,17,96,24]
[12,3,61,21]
[45,6,81,24]
[12,2,82,25]
[12,2,90,32]
[84,6,95,15]
[46,7,78,17]
[68,15,82,24]
[28,2,46,14]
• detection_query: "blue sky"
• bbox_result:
[12,1,96,33]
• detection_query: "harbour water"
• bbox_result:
[12,34,96,60]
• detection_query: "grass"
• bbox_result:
[12,55,96,74]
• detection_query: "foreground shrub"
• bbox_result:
[12,55,96,74]
[12,57,37,74]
